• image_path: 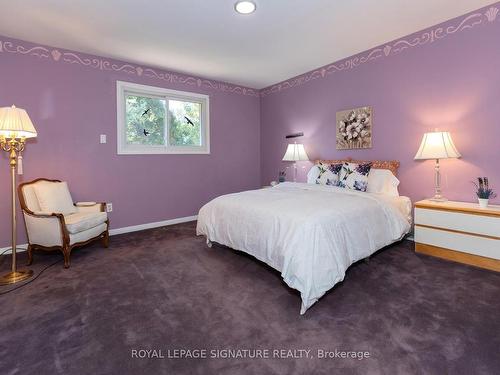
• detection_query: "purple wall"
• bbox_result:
[0,38,260,247]
[260,4,500,205]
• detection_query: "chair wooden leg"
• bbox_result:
[102,231,109,248]
[62,245,71,269]
[27,245,33,265]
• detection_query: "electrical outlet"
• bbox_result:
[100,134,107,144]
[106,203,113,212]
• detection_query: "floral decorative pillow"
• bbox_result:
[315,163,343,186]
[337,162,372,191]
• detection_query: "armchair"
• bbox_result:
[18,178,109,268]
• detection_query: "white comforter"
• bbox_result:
[196,183,411,314]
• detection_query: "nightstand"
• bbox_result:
[414,200,500,272]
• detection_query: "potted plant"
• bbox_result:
[472,177,496,208]
[278,170,286,183]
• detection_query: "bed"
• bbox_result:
[196,159,412,314]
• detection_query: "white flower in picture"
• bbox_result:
[336,106,372,150]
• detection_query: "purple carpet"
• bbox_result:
[0,221,499,374]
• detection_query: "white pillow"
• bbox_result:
[33,181,76,215]
[307,165,321,184]
[367,169,400,197]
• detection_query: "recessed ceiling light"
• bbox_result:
[234,1,256,15]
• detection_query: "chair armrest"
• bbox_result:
[23,211,67,247]
[75,201,97,207]
[33,210,55,216]
[74,202,106,213]
[25,210,65,220]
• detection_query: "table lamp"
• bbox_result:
[282,142,309,182]
[414,131,461,202]
[0,105,37,285]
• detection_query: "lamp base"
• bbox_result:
[428,196,448,202]
[0,270,33,285]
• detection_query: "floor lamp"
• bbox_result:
[0,105,37,285]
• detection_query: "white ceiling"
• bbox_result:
[0,0,495,89]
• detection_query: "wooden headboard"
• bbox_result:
[316,158,400,176]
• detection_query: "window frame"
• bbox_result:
[116,81,210,155]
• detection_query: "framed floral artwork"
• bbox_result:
[336,106,372,150]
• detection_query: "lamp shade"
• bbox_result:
[0,105,37,138]
[282,143,309,161]
[414,131,460,160]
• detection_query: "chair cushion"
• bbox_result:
[64,212,108,234]
[33,181,76,215]
[21,184,42,212]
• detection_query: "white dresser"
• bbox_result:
[414,200,500,272]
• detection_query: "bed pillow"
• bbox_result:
[33,181,76,215]
[337,162,372,192]
[306,165,321,184]
[315,162,343,186]
[367,169,400,197]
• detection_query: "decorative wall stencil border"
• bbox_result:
[0,39,260,98]
[260,6,499,97]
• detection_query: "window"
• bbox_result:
[117,81,209,154]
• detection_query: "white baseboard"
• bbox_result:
[108,215,198,235]
[0,244,28,255]
[0,215,198,254]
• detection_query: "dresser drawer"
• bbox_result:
[415,207,500,238]
[415,225,500,260]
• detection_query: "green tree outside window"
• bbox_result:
[125,95,201,147]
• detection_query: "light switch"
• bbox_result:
[100,134,107,144]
